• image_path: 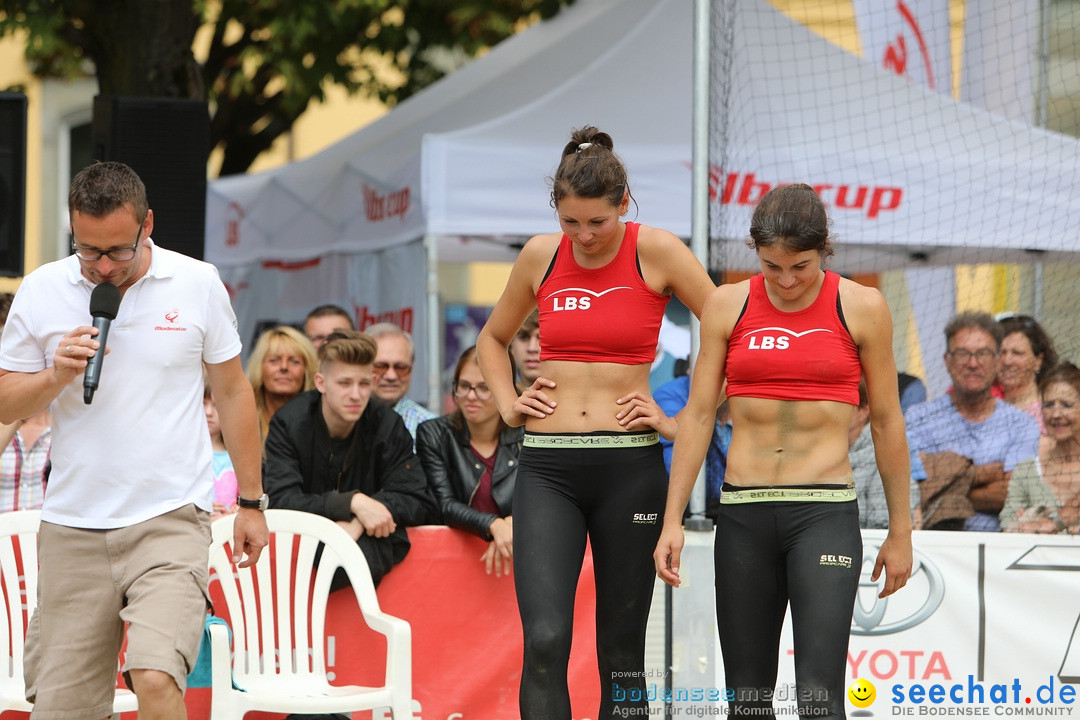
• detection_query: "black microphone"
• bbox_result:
[84,282,121,405]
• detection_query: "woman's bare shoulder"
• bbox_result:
[634,223,683,248]
[837,276,890,320]
[837,274,885,302]
[836,276,895,352]
[521,232,562,254]
[512,232,562,273]
[701,280,751,328]
[711,278,751,305]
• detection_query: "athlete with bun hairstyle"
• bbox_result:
[654,183,913,719]
[477,126,714,719]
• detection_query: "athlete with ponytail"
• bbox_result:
[477,126,714,719]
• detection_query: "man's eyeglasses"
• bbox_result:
[947,349,997,364]
[72,226,142,262]
[373,361,412,378]
[453,381,492,400]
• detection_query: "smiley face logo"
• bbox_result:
[848,678,876,708]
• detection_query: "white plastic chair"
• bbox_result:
[207,509,412,719]
[0,509,138,715]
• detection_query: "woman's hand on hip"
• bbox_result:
[506,377,557,425]
[616,391,676,439]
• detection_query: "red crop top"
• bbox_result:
[537,222,669,364]
[724,270,860,405]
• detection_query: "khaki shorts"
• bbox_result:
[25,504,211,719]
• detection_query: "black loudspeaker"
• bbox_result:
[91,96,209,260]
[0,93,27,278]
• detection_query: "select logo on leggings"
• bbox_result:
[632,513,659,524]
[820,553,853,569]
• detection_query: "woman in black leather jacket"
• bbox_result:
[416,346,523,576]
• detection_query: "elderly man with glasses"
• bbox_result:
[365,322,437,444]
[905,311,1040,531]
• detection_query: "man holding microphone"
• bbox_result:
[0,161,268,719]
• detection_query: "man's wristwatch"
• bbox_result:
[237,493,269,512]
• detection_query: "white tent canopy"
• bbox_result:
[206,0,1080,276]
[205,0,694,268]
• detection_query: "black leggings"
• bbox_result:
[514,433,667,720]
[714,488,861,720]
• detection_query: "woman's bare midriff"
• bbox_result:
[724,396,857,486]
[524,359,653,433]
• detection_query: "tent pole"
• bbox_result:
[425,233,442,413]
[683,0,712,532]
[667,3,717,717]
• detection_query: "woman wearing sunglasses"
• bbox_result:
[416,345,523,577]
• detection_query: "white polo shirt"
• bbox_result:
[0,240,242,528]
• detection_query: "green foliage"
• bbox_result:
[0,1,88,79]
[0,0,574,175]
